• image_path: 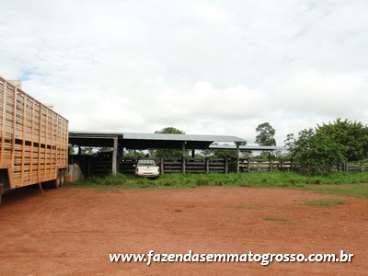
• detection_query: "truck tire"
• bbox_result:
[60,174,65,186]
[0,184,3,205]
[53,176,61,189]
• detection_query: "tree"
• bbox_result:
[152,127,186,159]
[316,119,368,161]
[284,133,295,151]
[124,150,147,159]
[155,127,184,135]
[213,149,238,159]
[283,133,296,158]
[256,122,276,146]
[291,129,345,174]
[81,146,94,155]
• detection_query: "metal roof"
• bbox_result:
[69,131,123,139]
[209,144,280,151]
[123,132,245,143]
[69,131,245,149]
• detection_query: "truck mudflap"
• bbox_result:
[0,183,3,205]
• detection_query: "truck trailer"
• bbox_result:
[0,76,68,203]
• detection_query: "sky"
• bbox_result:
[0,0,367,145]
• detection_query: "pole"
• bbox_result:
[112,137,118,175]
[182,142,186,174]
[160,158,164,174]
[236,142,240,173]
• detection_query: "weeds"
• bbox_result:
[68,171,368,198]
[304,199,345,207]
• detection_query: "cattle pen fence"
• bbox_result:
[69,154,368,177]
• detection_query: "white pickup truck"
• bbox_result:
[135,159,160,178]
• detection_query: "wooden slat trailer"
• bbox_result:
[0,76,68,203]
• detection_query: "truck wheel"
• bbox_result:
[0,184,4,205]
[60,174,65,186]
[53,176,61,188]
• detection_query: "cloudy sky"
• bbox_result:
[1,0,367,144]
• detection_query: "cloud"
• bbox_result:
[0,0,367,145]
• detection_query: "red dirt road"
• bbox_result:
[0,186,367,275]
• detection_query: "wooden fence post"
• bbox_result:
[160,158,164,174]
[205,158,209,174]
[182,142,186,174]
[236,143,240,173]
[112,137,118,175]
[225,158,228,173]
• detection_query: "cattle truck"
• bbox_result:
[0,76,68,204]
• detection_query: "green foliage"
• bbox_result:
[81,147,94,155]
[156,127,184,134]
[213,149,238,159]
[152,127,185,159]
[284,133,296,152]
[291,128,345,174]
[70,171,368,198]
[302,183,368,198]
[290,119,368,174]
[256,122,276,146]
[304,199,345,207]
[316,119,368,161]
[124,150,147,159]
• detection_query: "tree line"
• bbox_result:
[127,119,368,175]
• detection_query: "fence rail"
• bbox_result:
[70,154,368,177]
[120,159,293,174]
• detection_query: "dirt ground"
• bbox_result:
[0,185,367,276]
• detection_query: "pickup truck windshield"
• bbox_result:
[137,160,156,166]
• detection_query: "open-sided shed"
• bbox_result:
[69,131,246,174]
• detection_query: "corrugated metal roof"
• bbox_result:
[123,132,245,143]
[69,131,123,139]
[210,144,280,151]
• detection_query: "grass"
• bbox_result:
[301,183,368,198]
[68,171,368,198]
[263,216,290,223]
[304,199,345,207]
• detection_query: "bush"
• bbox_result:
[291,129,345,174]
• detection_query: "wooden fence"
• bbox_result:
[238,160,293,172]
[70,153,112,176]
[344,162,368,172]
[70,154,368,177]
[120,158,294,174]
[120,158,232,174]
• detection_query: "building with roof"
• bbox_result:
[69,131,280,175]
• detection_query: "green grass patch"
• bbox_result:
[302,183,368,198]
[67,171,368,198]
[232,204,264,210]
[304,198,345,207]
[263,216,290,223]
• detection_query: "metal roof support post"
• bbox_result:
[117,143,124,172]
[182,142,186,174]
[236,142,240,173]
[160,158,164,174]
[112,137,118,175]
[205,158,209,174]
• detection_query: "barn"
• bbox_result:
[69,131,278,177]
